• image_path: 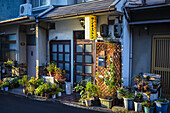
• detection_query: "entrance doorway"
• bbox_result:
[27,35,36,78]
[50,40,71,81]
[73,40,94,84]
[152,35,170,99]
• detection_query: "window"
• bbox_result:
[76,0,94,4]
[0,34,17,62]
[31,0,50,8]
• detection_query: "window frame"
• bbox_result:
[31,0,50,9]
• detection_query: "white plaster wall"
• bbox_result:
[19,32,27,64]
[0,25,20,62]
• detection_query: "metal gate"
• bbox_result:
[152,35,170,99]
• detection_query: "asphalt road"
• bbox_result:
[0,92,105,113]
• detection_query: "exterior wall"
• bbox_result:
[36,22,47,77]
[19,32,27,64]
[132,23,170,82]
[0,0,25,20]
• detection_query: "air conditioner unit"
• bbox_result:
[20,3,32,16]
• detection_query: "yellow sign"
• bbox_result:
[90,15,97,40]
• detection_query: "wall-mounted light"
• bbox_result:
[80,19,85,29]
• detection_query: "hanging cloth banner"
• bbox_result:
[90,15,97,40]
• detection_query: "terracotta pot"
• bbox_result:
[153,85,158,89]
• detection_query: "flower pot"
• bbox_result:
[58,92,62,97]
[144,106,155,113]
[134,102,142,112]
[153,85,158,89]
[4,87,8,91]
[123,97,134,110]
[99,98,113,109]
[52,94,56,99]
[85,99,92,106]
[155,100,169,113]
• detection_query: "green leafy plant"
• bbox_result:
[43,82,51,93]
[146,75,151,81]
[136,74,142,79]
[118,88,126,97]
[142,100,155,108]
[4,59,14,66]
[34,85,44,96]
[156,98,168,103]
[27,85,35,95]
[18,75,29,87]
[134,93,143,102]
[124,92,134,99]
[152,81,159,86]
[28,77,44,88]
[1,82,9,87]
[74,81,99,102]
[47,63,56,72]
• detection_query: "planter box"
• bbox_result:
[99,98,113,109]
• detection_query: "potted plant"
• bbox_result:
[47,63,56,77]
[137,82,144,90]
[55,69,66,82]
[134,93,143,112]
[1,82,9,91]
[4,59,14,67]
[117,87,126,99]
[142,100,155,113]
[155,98,169,113]
[136,74,142,82]
[146,75,151,81]
[123,91,134,110]
[144,84,151,91]
[35,85,44,97]
[74,81,96,107]
[56,88,63,97]
[18,75,29,94]
[27,85,35,95]
[152,81,159,89]
[43,82,51,98]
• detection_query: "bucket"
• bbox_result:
[123,97,134,110]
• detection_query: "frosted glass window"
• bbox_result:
[76,55,83,63]
[58,54,63,61]
[85,44,92,53]
[76,75,83,83]
[58,44,63,52]
[76,44,83,52]
[76,65,83,73]
[85,55,92,63]
[58,63,63,70]
[52,53,57,61]
[65,63,70,71]
[65,54,70,62]
[52,44,57,52]
[9,44,16,50]
[9,35,16,41]
[85,65,92,74]
[65,44,70,52]
[40,0,50,6]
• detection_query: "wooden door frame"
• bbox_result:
[73,39,95,84]
[50,40,71,81]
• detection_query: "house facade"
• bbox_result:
[125,0,170,98]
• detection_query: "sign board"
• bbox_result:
[89,15,97,40]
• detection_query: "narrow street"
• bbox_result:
[0,92,104,113]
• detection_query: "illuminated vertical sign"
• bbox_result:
[90,15,97,40]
